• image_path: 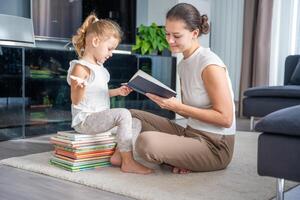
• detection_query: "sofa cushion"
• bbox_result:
[243,97,300,117]
[244,85,300,98]
[255,105,300,136]
[290,59,300,85]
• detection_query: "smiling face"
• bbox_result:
[92,36,119,64]
[165,19,199,54]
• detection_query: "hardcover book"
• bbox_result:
[123,70,176,98]
[56,130,112,141]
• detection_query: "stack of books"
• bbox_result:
[50,130,116,172]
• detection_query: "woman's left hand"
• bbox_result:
[146,93,181,111]
[118,85,133,96]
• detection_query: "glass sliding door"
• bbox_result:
[24,48,75,137]
[0,47,24,140]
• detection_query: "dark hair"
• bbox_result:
[166,3,209,37]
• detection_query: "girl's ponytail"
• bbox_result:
[72,14,98,57]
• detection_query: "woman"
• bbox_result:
[130,3,236,174]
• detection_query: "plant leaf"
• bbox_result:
[135,23,169,55]
[149,28,155,40]
[141,41,150,55]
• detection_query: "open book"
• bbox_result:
[123,70,176,98]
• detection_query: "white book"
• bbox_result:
[50,136,115,145]
[122,70,176,98]
[57,130,112,141]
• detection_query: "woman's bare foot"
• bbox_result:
[162,163,191,174]
[120,152,153,174]
[110,149,122,166]
[172,167,191,174]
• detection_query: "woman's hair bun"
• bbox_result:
[200,14,210,34]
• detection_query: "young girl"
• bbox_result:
[67,14,152,174]
[131,3,236,174]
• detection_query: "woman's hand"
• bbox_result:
[117,85,133,96]
[146,93,182,112]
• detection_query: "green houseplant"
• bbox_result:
[132,23,169,55]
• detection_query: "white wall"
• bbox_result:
[148,0,178,26]
[136,0,177,26]
[136,0,148,27]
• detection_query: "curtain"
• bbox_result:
[238,0,274,116]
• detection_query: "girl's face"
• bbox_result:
[165,19,198,54]
[92,36,119,64]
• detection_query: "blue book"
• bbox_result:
[122,70,176,98]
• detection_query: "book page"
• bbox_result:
[130,70,175,93]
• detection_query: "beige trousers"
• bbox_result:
[130,109,235,172]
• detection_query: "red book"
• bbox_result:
[55,149,114,159]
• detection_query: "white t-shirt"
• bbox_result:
[178,46,236,135]
[67,59,110,127]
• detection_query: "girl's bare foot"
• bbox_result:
[110,149,122,166]
[120,152,153,174]
[121,160,153,174]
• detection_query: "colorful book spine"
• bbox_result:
[49,130,116,172]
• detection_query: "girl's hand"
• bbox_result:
[70,75,88,88]
[118,85,133,96]
[145,93,181,112]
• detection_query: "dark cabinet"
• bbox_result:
[82,0,136,44]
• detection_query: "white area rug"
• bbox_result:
[0,131,297,200]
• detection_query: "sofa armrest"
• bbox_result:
[255,105,300,136]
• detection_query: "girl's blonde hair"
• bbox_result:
[72,13,123,57]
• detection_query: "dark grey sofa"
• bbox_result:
[243,55,300,129]
[255,105,300,200]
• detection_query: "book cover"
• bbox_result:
[49,159,111,172]
[51,156,110,166]
[55,149,114,159]
[53,143,116,153]
[54,146,115,155]
[57,130,112,141]
[54,154,111,162]
[50,135,115,145]
[124,70,176,98]
[50,138,116,148]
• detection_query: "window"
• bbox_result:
[269,0,300,85]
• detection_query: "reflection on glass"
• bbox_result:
[25,49,75,137]
[0,47,23,140]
